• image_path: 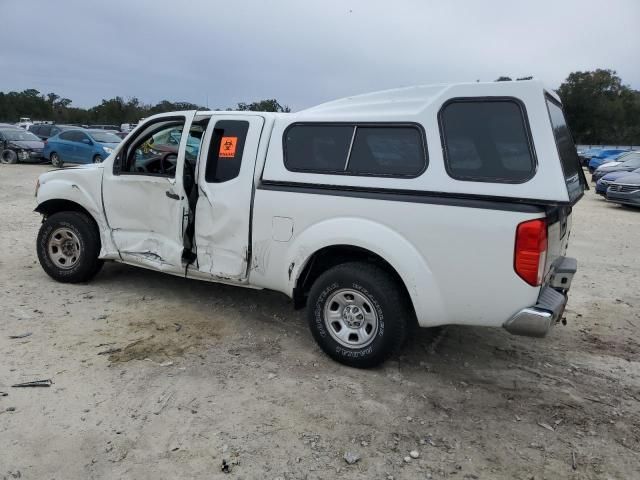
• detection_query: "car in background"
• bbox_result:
[606,172,640,207]
[596,168,640,195]
[89,124,121,131]
[578,147,602,167]
[114,131,129,139]
[44,129,121,167]
[0,127,44,164]
[588,149,629,173]
[592,153,640,183]
[29,124,77,141]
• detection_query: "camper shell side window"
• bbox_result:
[283,123,428,178]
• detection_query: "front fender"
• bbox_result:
[36,169,118,259]
[287,217,445,327]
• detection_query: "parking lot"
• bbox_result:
[1,164,639,479]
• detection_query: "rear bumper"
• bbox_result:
[503,257,576,337]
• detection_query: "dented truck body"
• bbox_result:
[35,81,585,367]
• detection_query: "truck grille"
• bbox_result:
[609,184,640,193]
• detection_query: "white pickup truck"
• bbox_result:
[34,81,586,367]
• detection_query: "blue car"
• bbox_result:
[44,129,121,168]
[595,167,640,195]
[588,149,629,173]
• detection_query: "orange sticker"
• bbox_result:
[219,136,238,158]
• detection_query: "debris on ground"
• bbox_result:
[537,422,555,432]
[343,451,361,465]
[8,332,32,339]
[409,450,420,459]
[11,379,53,388]
[6,407,16,412]
[97,347,122,355]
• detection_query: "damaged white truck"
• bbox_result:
[35,81,586,367]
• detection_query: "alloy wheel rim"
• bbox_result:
[47,227,81,269]
[323,288,379,348]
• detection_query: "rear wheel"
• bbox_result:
[1,149,18,164]
[37,211,103,283]
[307,262,409,368]
[50,152,63,168]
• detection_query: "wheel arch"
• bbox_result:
[287,218,446,327]
[35,198,96,223]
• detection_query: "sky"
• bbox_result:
[1,0,639,111]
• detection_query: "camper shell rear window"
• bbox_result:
[439,98,537,183]
[545,94,587,203]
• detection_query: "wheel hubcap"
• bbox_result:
[324,289,379,348]
[47,227,81,269]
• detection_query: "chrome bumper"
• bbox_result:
[503,257,576,338]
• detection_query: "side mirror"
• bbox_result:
[82,138,92,145]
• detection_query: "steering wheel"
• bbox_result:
[159,152,178,175]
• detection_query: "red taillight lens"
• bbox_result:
[514,219,547,286]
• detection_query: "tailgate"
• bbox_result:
[544,205,572,280]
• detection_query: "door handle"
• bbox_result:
[166,191,180,200]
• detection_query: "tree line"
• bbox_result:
[1,69,638,144]
[0,92,290,127]
[495,69,640,145]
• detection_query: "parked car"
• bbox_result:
[0,127,44,164]
[592,153,640,183]
[606,172,640,207]
[29,124,77,141]
[578,147,602,167]
[89,124,121,131]
[17,117,33,129]
[588,149,629,173]
[596,168,640,195]
[34,81,584,367]
[44,129,121,167]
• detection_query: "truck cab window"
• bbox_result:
[204,120,249,183]
[116,119,187,177]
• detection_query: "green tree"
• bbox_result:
[236,99,291,112]
[557,69,640,144]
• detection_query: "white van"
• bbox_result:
[34,81,586,367]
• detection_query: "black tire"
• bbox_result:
[37,211,103,283]
[93,155,103,164]
[50,152,63,168]
[307,262,409,368]
[1,149,18,164]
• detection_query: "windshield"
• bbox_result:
[545,95,587,203]
[1,129,40,141]
[88,131,122,143]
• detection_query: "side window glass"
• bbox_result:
[440,100,535,183]
[204,120,249,183]
[116,119,186,177]
[59,131,74,141]
[284,125,353,173]
[347,126,426,176]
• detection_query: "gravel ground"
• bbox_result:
[1,164,639,480]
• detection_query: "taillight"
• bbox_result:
[514,218,547,286]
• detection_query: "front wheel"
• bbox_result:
[93,155,103,164]
[1,149,18,164]
[307,262,409,368]
[50,152,63,168]
[37,211,103,283]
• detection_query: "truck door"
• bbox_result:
[102,111,196,273]
[192,115,265,281]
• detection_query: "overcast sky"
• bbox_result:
[1,0,639,111]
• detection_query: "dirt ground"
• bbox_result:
[1,164,639,480]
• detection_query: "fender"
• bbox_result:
[35,166,119,259]
[286,217,446,327]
